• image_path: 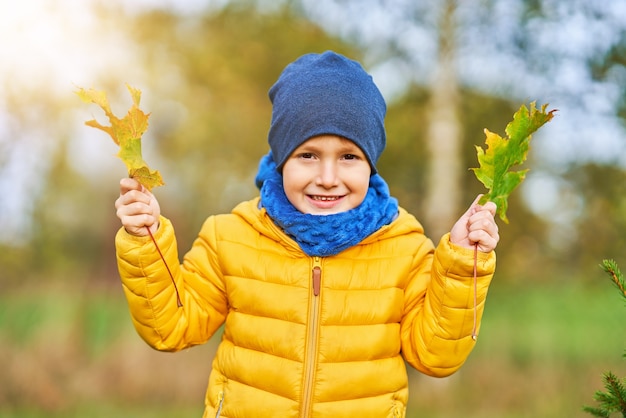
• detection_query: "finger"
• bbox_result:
[117,209,157,235]
[469,203,497,224]
[468,229,499,252]
[120,189,152,206]
[116,198,155,220]
[468,215,499,238]
[120,177,143,195]
[469,195,497,215]
[466,194,483,215]
[479,201,497,217]
[463,195,492,221]
[467,210,498,234]
[122,213,157,228]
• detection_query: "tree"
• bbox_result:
[583,259,626,417]
[422,0,462,240]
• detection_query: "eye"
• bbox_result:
[343,153,359,160]
[299,152,315,159]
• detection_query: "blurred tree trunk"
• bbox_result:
[423,0,462,241]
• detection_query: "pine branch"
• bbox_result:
[601,259,626,301]
[583,372,626,417]
[603,372,626,415]
[583,260,626,417]
[582,405,610,418]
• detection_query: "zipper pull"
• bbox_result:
[312,257,321,296]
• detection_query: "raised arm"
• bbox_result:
[401,196,498,376]
[114,178,228,352]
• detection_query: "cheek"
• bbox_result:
[350,169,372,197]
[281,167,305,198]
[355,180,370,201]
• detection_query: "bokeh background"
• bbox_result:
[1,0,625,417]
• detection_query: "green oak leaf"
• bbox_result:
[471,102,556,223]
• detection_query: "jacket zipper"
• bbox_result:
[300,257,322,418]
[215,391,224,418]
[392,401,403,418]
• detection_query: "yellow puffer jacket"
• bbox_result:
[116,197,495,418]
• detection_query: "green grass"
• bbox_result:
[0,280,623,418]
[480,280,624,364]
[0,403,204,418]
[0,283,129,356]
[407,280,625,417]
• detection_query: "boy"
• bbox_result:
[115,50,498,418]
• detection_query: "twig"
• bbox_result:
[146,225,183,308]
[472,243,478,340]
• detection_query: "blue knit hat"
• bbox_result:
[267,51,387,173]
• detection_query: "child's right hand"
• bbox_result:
[115,178,161,237]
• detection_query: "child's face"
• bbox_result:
[282,135,371,215]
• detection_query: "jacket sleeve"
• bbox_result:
[115,215,228,352]
[400,232,496,377]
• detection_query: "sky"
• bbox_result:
[0,0,625,244]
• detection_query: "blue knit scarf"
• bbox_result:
[255,152,399,257]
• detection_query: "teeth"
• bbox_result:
[312,196,338,201]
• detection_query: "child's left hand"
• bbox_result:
[449,195,499,253]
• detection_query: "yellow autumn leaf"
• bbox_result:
[76,84,164,191]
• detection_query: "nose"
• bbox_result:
[315,160,339,188]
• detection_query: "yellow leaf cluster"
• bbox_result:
[76,84,164,191]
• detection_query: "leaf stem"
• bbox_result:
[472,243,478,340]
[146,225,183,308]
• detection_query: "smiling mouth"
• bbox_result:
[310,195,341,201]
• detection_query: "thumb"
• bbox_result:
[462,194,484,219]
[120,177,143,195]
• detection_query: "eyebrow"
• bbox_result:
[296,141,363,155]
